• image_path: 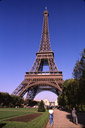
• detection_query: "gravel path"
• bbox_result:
[46,109,84,128]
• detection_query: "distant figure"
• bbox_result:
[72,107,78,125]
[49,106,54,127]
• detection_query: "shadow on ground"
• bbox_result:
[0,123,6,128]
[66,112,85,128]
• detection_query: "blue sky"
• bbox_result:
[0,0,85,101]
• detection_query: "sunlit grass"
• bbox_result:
[0,108,37,120]
[0,108,49,128]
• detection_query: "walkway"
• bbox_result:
[46,109,84,128]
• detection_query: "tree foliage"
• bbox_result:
[38,100,45,112]
[0,92,12,107]
[58,49,85,110]
[58,79,79,109]
[11,95,24,107]
[73,48,85,80]
[73,49,85,108]
[0,92,24,107]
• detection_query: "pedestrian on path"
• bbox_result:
[49,106,54,127]
[72,107,78,125]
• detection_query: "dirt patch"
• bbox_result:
[6,113,42,122]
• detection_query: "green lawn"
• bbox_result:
[0,108,49,128]
[0,108,37,120]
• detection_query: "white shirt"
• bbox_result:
[49,109,53,114]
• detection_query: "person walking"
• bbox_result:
[49,106,54,127]
[72,107,78,125]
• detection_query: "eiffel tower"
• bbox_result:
[12,9,64,100]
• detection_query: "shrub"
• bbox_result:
[38,100,45,112]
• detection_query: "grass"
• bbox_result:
[0,108,37,120]
[25,111,49,128]
[0,108,49,128]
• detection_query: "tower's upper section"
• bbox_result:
[39,9,52,52]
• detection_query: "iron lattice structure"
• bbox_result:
[12,9,64,100]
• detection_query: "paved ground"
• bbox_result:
[46,109,85,128]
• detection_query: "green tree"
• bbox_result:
[79,49,85,108]
[0,92,12,107]
[73,49,85,80]
[58,79,79,110]
[72,60,81,79]
[73,49,85,110]
[11,95,24,107]
[38,100,45,112]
